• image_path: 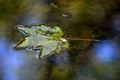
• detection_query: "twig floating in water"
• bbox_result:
[65,38,100,41]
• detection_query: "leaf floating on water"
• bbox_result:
[40,41,59,58]
[15,24,69,58]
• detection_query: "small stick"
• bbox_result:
[65,38,100,41]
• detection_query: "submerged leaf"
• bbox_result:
[15,25,69,58]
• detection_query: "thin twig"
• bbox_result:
[65,38,100,41]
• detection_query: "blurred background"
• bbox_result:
[0,0,120,80]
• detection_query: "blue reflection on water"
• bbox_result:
[113,15,120,32]
[21,14,41,25]
[0,36,24,80]
[93,41,117,62]
[23,19,40,25]
[0,37,8,55]
[3,50,23,80]
[48,54,67,66]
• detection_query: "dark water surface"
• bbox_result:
[0,0,120,80]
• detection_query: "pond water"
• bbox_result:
[0,0,120,80]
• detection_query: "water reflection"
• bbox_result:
[113,15,120,32]
[93,40,118,62]
[22,18,41,25]
[0,37,8,55]
[0,0,120,79]
[3,51,21,80]
[0,36,22,80]
[0,36,43,80]
[48,50,68,66]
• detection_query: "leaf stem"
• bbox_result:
[65,38,100,41]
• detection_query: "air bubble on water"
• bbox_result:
[62,12,72,18]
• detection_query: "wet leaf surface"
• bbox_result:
[15,25,68,58]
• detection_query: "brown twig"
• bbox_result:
[65,38,100,41]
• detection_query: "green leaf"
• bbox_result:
[16,35,48,48]
[40,41,59,58]
[15,25,69,58]
[17,26,37,36]
[50,3,59,9]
